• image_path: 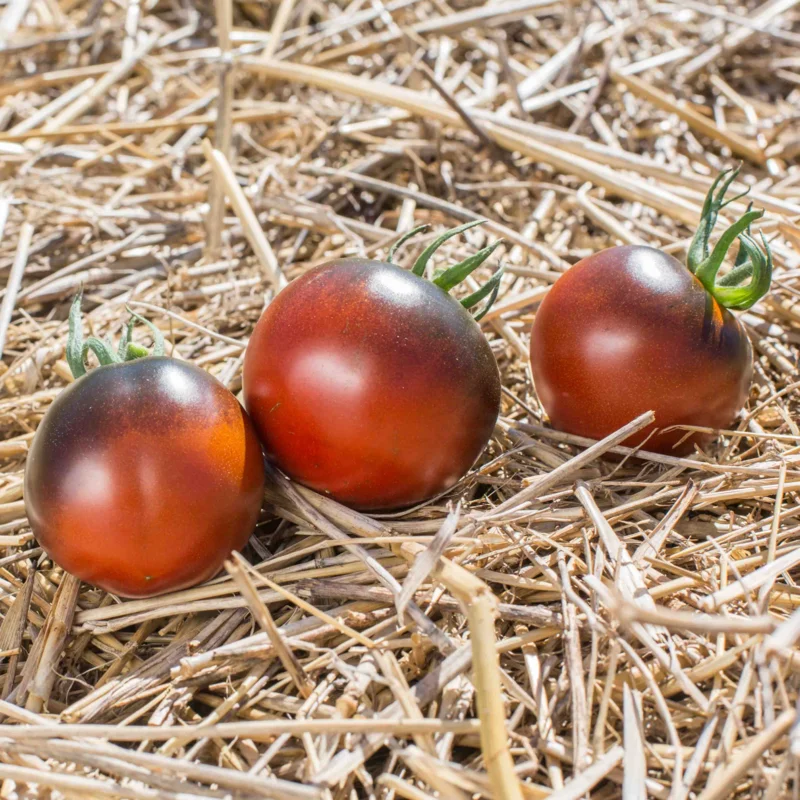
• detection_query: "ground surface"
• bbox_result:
[0,0,799,798]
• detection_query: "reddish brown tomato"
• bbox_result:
[25,358,265,598]
[243,258,501,510]
[529,246,753,454]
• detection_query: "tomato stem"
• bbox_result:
[688,168,772,311]
[125,343,151,360]
[387,220,505,318]
[66,295,166,379]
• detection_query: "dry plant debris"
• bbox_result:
[0,0,799,797]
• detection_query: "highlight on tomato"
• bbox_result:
[530,166,772,455]
[24,297,266,598]
[243,220,504,511]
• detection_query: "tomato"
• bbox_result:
[24,300,265,598]
[243,221,503,510]
[530,168,772,455]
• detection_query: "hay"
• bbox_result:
[0,0,799,797]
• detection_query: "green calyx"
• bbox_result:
[387,219,505,321]
[687,165,773,311]
[66,294,165,379]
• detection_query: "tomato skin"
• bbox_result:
[530,246,753,454]
[24,358,265,598]
[243,258,501,510]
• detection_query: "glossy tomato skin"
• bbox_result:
[24,358,265,598]
[243,258,501,510]
[530,246,752,454]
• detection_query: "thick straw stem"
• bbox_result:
[396,539,525,800]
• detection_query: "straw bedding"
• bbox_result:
[0,0,799,797]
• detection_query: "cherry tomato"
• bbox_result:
[530,168,772,455]
[243,221,503,510]
[24,302,265,598]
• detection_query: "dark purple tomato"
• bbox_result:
[530,169,772,455]
[243,224,503,511]
[25,304,265,598]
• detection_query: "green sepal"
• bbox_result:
[684,170,772,310]
[387,224,429,264]
[733,202,755,268]
[694,208,764,292]
[687,165,748,274]
[433,240,504,292]
[82,337,120,367]
[411,219,485,277]
[717,260,754,288]
[385,219,505,316]
[65,294,167,381]
[468,264,505,321]
[707,232,773,311]
[718,202,755,288]
[473,284,501,322]
[66,293,86,379]
[461,263,505,311]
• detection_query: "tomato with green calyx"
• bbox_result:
[24,298,265,598]
[243,220,503,511]
[530,167,772,455]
